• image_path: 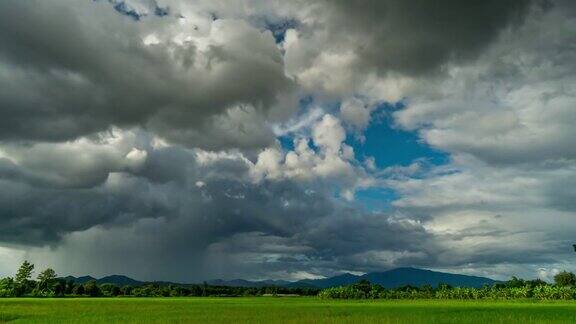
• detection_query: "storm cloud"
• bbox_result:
[0,128,429,280]
[0,0,293,149]
[1,0,575,282]
[313,0,531,76]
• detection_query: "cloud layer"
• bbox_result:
[1,0,575,282]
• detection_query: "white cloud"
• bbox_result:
[339,98,373,130]
[253,114,374,200]
[0,129,148,188]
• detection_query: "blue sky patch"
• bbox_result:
[264,19,298,43]
[348,109,449,169]
[99,0,170,20]
[354,187,399,212]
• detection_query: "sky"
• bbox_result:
[0,0,575,283]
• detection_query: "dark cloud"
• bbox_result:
[0,133,434,280]
[323,0,532,76]
[391,0,576,167]
[0,0,293,149]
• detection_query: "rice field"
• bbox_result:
[1,297,576,323]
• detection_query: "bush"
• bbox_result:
[318,286,367,299]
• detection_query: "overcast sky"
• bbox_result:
[0,0,575,282]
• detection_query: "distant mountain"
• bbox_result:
[97,275,143,286]
[260,279,292,286]
[360,267,498,288]
[284,281,320,289]
[207,279,292,288]
[295,273,361,289]
[61,267,498,289]
[294,267,498,288]
[63,275,144,286]
[62,275,97,284]
[62,276,289,288]
[207,279,259,287]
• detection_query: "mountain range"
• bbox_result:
[62,267,499,289]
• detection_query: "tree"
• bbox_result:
[0,277,15,297]
[525,278,547,287]
[37,268,57,283]
[72,284,85,296]
[420,284,434,292]
[84,280,101,297]
[120,285,133,296]
[111,285,121,297]
[53,280,66,296]
[554,271,576,287]
[99,283,120,297]
[15,261,34,284]
[354,279,372,294]
[202,281,208,296]
[36,268,58,294]
[65,280,75,295]
[506,276,526,288]
[14,260,35,296]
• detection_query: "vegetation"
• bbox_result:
[3,298,576,323]
[319,277,576,300]
[0,261,318,298]
[4,260,576,303]
[554,271,576,287]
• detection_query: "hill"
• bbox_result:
[62,275,144,286]
[62,275,97,285]
[294,273,361,288]
[294,268,497,288]
[61,267,498,289]
[359,267,498,288]
[97,275,143,286]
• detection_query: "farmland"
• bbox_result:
[2,297,576,323]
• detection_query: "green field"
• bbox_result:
[2,297,576,323]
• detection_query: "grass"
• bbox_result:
[1,297,576,323]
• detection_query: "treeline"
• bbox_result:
[0,261,318,297]
[5,260,576,300]
[319,272,576,300]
